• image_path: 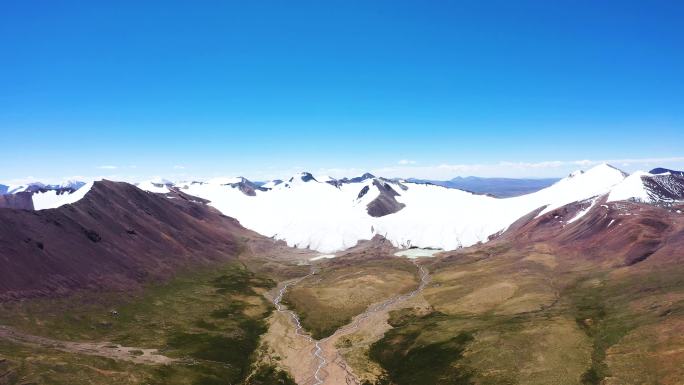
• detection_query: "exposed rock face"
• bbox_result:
[226,177,267,196]
[366,180,406,217]
[0,180,263,301]
[344,173,375,184]
[0,192,34,210]
[288,172,317,183]
[357,185,370,199]
[642,173,684,202]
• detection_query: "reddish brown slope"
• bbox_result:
[0,192,34,210]
[0,180,263,301]
[504,198,684,268]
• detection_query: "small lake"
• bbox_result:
[309,254,336,261]
[394,248,442,258]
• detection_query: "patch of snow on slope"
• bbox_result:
[309,254,336,261]
[136,180,171,194]
[567,198,599,224]
[607,171,652,203]
[32,182,95,210]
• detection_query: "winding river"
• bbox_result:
[273,259,431,385]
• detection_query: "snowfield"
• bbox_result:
[32,182,95,210]
[179,174,381,251]
[171,164,642,252]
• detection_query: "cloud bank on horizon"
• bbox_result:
[4,156,684,186]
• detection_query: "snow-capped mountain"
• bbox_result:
[0,180,91,210]
[608,169,684,203]
[5,165,683,252]
[3,180,86,195]
[31,182,94,210]
[131,163,682,253]
[6,182,47,195]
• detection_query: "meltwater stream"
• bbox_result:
[273,267,327,385]
[273,259,431,385]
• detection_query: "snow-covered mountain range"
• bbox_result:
[0,180,91,210]
[3,165,683,252]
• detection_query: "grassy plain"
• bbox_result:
[0,262,297,385]
[355,244,684,385]
[284,257,420,339]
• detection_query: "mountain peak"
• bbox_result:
[288,172,318,183]
[569,163,627,179]
[300,172,317,182]
[341,172,376,184]
[594,163,628,175]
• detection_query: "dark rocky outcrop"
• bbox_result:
[289,173,317,183]
[226,177,267,196]
[366,180,406,217]
[357,185,370,199]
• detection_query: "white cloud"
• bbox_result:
[173,165,186,170]
[398,159,417,165]
[2,176,38,186]
[7,156,682,187]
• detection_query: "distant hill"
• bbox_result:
[406,176,560,197]
[650,167,684,177]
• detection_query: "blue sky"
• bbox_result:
[1,0,683,183]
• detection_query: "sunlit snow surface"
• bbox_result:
[309,254,336,261]
[567,197,599,224]
[180,174,381,252]
[32,182,95,210]
[135,180,171,194]
[177,164,629,253]
[607,171,652,202]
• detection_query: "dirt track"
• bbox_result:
[0,325,175,365]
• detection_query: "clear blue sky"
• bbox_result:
[1,0,683,182]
